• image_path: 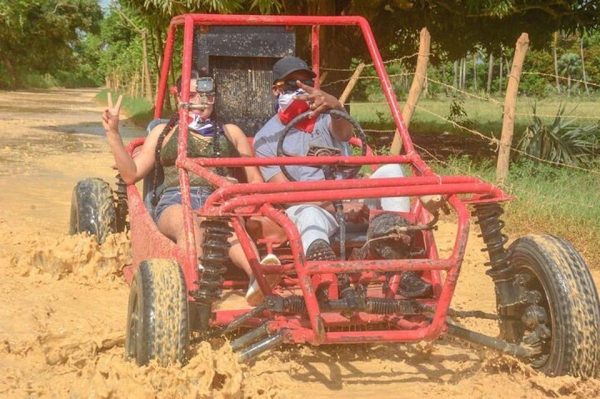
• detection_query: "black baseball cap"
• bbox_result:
[272,56,316,83]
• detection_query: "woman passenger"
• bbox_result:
[101,71,267,303]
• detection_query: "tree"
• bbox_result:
[0,0,102,88]
[558,53,581,95]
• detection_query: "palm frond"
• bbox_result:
[517,103,600,166]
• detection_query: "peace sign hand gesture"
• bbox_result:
[101,92,123,136]
[293,80,343,118]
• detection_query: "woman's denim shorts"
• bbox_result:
[153,186,214,223]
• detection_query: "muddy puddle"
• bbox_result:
[0,88,598,398]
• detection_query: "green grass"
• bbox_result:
[95,88,154,127]
[432,156,600,268]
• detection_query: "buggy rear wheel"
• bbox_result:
[126,259,189,366]
[69,178,117,244]
[502,235,600,377]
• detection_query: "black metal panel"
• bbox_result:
[193,26,295,136]
[194,26,295,71]
[212,56,277,136]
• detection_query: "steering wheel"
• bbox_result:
[276,109,368,182]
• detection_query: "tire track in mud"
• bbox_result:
[0,89,599,398]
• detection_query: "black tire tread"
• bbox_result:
[69,178,116,244]
[128,259,189,366]
[508,234,600,378]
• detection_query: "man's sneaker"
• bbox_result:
[306,239,337,261]
[245,253,282,306]
[397,271,433,298]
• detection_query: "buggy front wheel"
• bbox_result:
[126,259,190,366]
[502,235,600,377]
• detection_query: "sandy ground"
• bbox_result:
[0,88,598,398]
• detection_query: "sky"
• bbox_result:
[99,0,110,12]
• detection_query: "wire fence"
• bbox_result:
[327,57,600,177]
[522,71,600,90]
[320,72,414,89]
[323,53,600,124]
[320,53,420,72]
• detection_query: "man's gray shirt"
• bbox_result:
[253,114,348,182]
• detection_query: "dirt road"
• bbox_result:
[0,88,598,398]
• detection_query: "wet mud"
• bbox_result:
[0,88,598,398]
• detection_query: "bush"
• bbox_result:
[517,103,600,166]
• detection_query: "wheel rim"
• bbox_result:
[514,263,554,369]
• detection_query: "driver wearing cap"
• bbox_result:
[253,56,432,299]
[253,56,364,261]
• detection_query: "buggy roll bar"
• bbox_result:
[154,14,431,271]
[155,14,417,161]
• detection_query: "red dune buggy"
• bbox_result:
[70,14,599,377]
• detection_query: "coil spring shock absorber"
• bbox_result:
[474,203,510,274]
[473,203,518,333]
[194,217,232,330]
[114,174,128,232]
[282,296,306,314]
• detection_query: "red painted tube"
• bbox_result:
[302,258,452,275]
[312,25,320,89]
[209,183,505,215]
[188,154,413,167]
[177,16,199,275]
[204,175,489,208]
[155,24,176,119]
[229,217,271,296]
[284,325,433,344]
[426,195,470,337]
[179,14,369,26]
[180,158,233,188]
[356,18,413,155]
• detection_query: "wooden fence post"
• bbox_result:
[339,63,365,106]
[390,27,430,155]
[495,33,529,185]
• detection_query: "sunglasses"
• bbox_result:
[278,79,314,92]
[189,92,215,104]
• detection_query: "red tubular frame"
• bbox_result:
[127,14,510,346]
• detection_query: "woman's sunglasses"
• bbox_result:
[189,92,215,104]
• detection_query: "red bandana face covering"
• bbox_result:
[277,99,316,133]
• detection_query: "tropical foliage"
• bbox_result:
[0,0,101,88]
[517,104,600,166]
[2,0,600,98]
